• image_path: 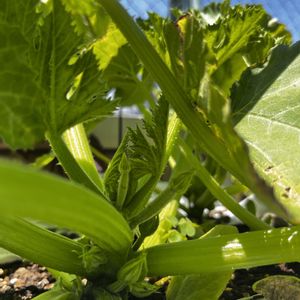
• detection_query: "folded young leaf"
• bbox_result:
[104,98,169,216]
[0,0,116,149]
[233,42,300,223]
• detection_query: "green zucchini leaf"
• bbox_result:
[233,42,300,223]
[0,0,116,149]
[253,275,300,300]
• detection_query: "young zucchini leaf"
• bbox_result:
[0,159,132,275]
[0,0,116,150]
[166,225,237,300]
[233,42,300,223]
[104,98,169,217]
[203,2,291,95]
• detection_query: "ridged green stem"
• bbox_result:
[0,159,132,270]
[130,171,193,228]
[178,139,269,230]
[62,124,105,193]
[0,217,85,275]
[46,130,107,199]
[145,226,300,276]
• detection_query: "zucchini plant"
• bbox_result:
[0,0,300,299]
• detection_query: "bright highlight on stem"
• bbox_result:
[145,226,300,276]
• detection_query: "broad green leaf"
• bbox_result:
[92,13,155,107]
[253,275,300,300]
[0,0,116,149]
[0,159,132,272]
[93,21,127,70]
[233,42,300,223]
[166,225,237,300]
[61,0,110,38]
[204,3,291,95]
[101,44,154,106]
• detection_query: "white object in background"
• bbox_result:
[93,109,143,149]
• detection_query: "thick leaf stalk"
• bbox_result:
[145,226,300,276]
[0,159,132,273]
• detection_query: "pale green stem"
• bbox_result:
[46,130,107,199]
[145,226,300,276]
[62,124,105,192]
[91,146,111,165]
[178,138,269,231]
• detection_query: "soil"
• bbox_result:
[0,261,54,300]
[220,262,300,299]
[1,260,300,299]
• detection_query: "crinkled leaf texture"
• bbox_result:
[104,98,169,207]
[233,42,300,223]
[0,0,116,149]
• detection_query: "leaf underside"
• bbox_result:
[234,42,300,223]
[0,0,116,149]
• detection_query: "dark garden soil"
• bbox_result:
[1,260,300,299]
[0,262,54,299]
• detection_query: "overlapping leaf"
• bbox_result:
[233,42,300,223]
[128,6,290,215]
[0,0,116,149]
[104,98,169,206]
